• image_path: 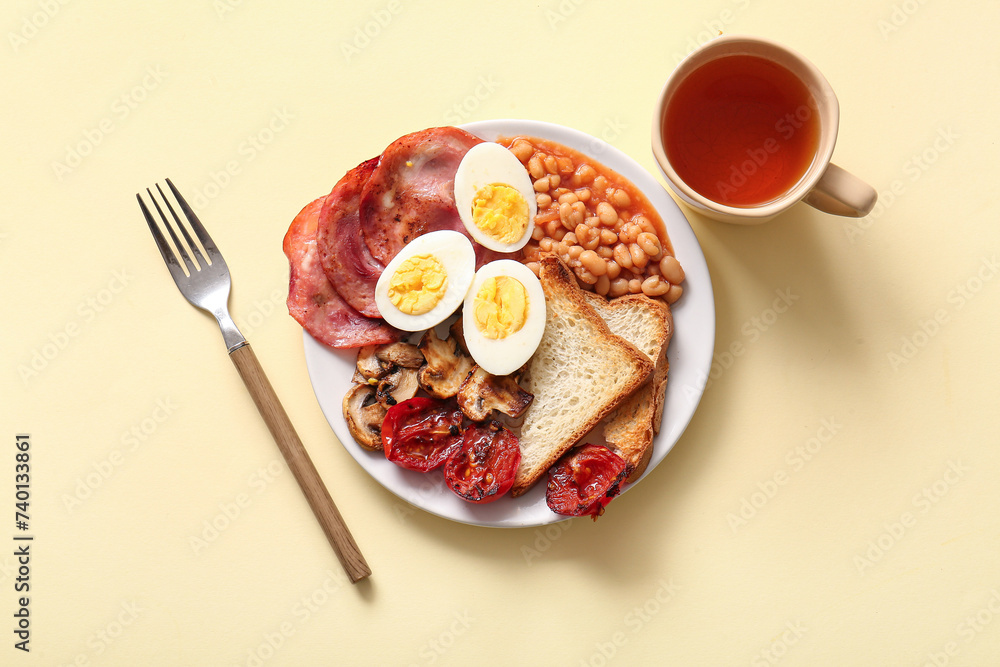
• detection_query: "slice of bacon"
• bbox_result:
[283,196,402,349]
[317,157,384,318]
[360,126,488,267]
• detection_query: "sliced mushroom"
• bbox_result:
[417,327,475,399]
[457,366,535,421]
[375,342,425,369]
[375,367,420,409]
[449,318,470,357]
[343,383,387,451]
[355,345,390,383]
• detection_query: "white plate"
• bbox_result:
[302,119,715,528]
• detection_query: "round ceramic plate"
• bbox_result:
[302,119,715,528]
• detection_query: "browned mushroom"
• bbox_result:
[342,384,387,451]
[375,341,425,369]
[449,318,470,356]
[417,327,475,399]
[457,366,534,421]
[354,345,389,384]
[375,367,420,409]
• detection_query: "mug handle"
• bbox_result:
[803,163,877,218]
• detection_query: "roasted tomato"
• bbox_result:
[443,421,521,503]
[382,397,464,472]
[545,444,628,519]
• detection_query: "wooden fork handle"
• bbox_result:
[229,343,371,583]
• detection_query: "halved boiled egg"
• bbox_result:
[454,142,537,253]
[462,260,546,376]
[374,230,476,331]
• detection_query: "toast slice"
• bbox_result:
[511,257,654,497]
[582,292,673,482]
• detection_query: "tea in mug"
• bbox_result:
[663,54,820,207]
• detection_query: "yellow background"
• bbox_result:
[3,1,999,665]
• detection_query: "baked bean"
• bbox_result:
[522,243,540,262]
[659,255,685,284]
[567,245,583,260]
[510,140,533,162]
[554,241,569,258]
[665,284,683,304]
[543,219,561,237]
[634,215,655,235]
[597,245,614,260]
[531,225,545,241]
[610,188,631,208]
[575,188,591,202]
[594,175,608,192]
[558,192,578,205]
[637,232,661,257]
[618,222,640,244]
[536,192,552,208]
[629,243,648,269]
[597,201,618,226]
[533,177,550,193]
[574,266,599,285]
[551,226,566,242]
[526,261,540,276]
[574,223,591,242]
[528,155,545,180]
[557,156,574,174]
[595,275,610,296]
[585,216,601,229]
[628,278,642,294]
[539,237,553,252]
[549,175,561,188]
[605,260,621,280]
[641,275,670,297]
[609,278,630,298]
[613,243,633,270]
[579,249,607,276]
[576,164,596,184]
[559,202,573,224]
[599,229,618,245]
[563,232,578,246]
[537,210,559,225]
[544,155,558,174]
[581,232,600,251]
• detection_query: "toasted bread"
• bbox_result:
[511,257,654,497]
[582,292,673,482]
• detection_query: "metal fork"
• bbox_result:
[137,180,370,583]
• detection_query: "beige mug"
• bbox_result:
[651,34,876,224]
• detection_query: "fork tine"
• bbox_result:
[144,186,199,275]
[166,178,219,262]
[152,184,206,271]
[136,192,187,279]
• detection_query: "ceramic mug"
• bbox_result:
[651,34,876,224]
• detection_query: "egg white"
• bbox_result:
[462,260,546,377]
[374,230,476,332]
[453,142,537,253]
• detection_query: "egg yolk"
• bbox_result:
[471,184,529,244]
[473,276,528,339]
[387,254,448,315]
